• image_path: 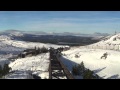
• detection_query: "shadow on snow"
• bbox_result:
[107,74,119,79]
[60,56,110,79]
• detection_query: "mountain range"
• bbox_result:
[0,29,110,37]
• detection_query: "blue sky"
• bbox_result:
[0,11,120,34]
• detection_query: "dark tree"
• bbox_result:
[2,63,11,76]
[0,64,11,78]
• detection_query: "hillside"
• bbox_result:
[0,34,66,67]
[61,33,120,79]
[6,53,49,79]
[0,31,116,79]
[86,33,120,50]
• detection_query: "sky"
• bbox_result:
[0,11,120,34]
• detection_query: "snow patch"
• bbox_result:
[62,48,120,79]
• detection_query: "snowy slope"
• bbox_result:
[0,30,24,37]
[104,34,120,44]
[60,33,120,79]
[89,33,120,49]
[5,70,33,79]
[96,33,120,45]
[0,35,66,49]
[8,53,49,79]
[0,35,12,41]
[0,35,24,66]
[61,48,120,79]
[9,31,24,37]
[0,35,67,54]
[75,33,120,51]
[0,35,66,69]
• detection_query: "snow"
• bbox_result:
[0,34,66,65]
[0,30,24,37]
[85,33,120,50]
[0,52,21,68]
[5,70,33,79]
[60,33,120,79]
[61,48,120,79]
[0,36,24,67]
[0,35,12,41]
[0,34,67,79]
[8,53,50,79]
[0,35,66,49]
[3,32,120,79]
[9,31,24,37]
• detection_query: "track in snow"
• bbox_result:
[49,48,74,79]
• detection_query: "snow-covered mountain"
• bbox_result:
[102,33,120,44]
[0,35,66,49]
[0,35,12,41]
[85,33,120,51]
[0,30,111,79]
[0,30,24,37]
[60,33,120,79]
[0,34,67,68]
[0,30,109,39]
[93,32,109,36]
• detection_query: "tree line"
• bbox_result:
[72,62,102,79]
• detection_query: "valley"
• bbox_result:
[0,30,120,79]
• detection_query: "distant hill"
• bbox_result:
[0,29,110,37]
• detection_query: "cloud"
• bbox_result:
[21,19,118,33]
[0,11,120,34]
[50,17,120,23]
[22,17,120,29]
